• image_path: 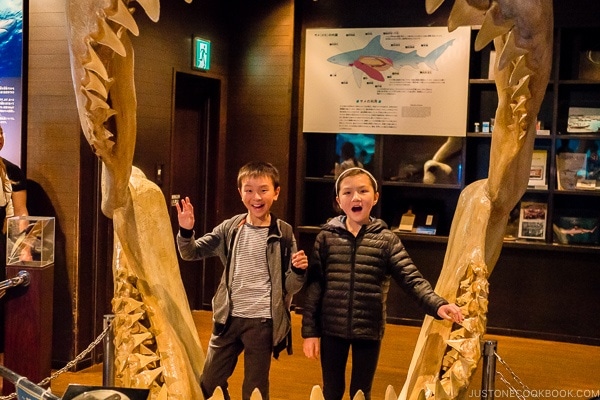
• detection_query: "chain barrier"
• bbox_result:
[494,350,530,400]
[0,320,113,400]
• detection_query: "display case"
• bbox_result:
[6,216,55,267]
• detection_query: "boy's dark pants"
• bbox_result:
[320,335,381,400]
[201,316,273,400]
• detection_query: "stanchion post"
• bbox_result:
[481,339,498,400]
[103,314,116,387]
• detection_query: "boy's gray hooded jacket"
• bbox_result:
[177,213,306,355]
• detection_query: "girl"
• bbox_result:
[301,167,463,400]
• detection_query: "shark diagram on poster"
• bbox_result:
[326,35,456,87]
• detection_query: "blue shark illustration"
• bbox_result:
[327,35,455,87]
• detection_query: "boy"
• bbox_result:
[176,161,308,400]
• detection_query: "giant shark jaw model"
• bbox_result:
[327,35,455,87]
[63,0,553,399]
[66,0,203,399]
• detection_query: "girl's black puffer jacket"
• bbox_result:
[301,215,447,341]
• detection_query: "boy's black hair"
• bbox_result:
[237,161,280,190]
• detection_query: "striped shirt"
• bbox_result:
[231,223,272,318]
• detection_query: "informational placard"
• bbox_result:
[0,0,24,166]
[303,26,470,137]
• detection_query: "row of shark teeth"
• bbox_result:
[432,257,488,399]
[77,0,160,158]
[112,250,167,398]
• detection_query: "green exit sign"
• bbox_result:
[193,37,211,70]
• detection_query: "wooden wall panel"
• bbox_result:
[28,0,84,366]
[224,0,295,220]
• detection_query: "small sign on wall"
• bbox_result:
[193,36,211,71]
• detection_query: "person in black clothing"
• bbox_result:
[0,126,28,229]
[0,125,28,352]
[301,167,463,400]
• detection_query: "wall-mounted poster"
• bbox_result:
[0,0,24,166]
[303,26,471,137]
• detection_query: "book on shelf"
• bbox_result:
[556,152,586,190]
[518,201,547,240]
[528,149,547,189]
[567,107,600,133]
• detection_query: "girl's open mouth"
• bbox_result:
[351,206,363,212]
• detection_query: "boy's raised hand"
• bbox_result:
[291,250,308,270]
[176,197,195,230]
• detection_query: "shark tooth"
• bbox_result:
[461,316,482,333]
[310,385,324,400]
[449,327,467,339]
[448,0,485,32]
[82,87,110,111]
[84,42,110,81]
[107,0,140,36]
[122,297,145,313]
[511,74,531,103]
[446,337,480,356]
[435,379,452,400]
[115,355,129,373]
[498,31,528,71]
[250,388,263,400]
[138,343,155,355]
[509,56,534,87]
[132,366,164,387]
[127,353,160,371]
[155,384,168,400]
[425,0,446,14]
[209,386,226,400]
[96,17,127,57]
[417,387,429,400]
[117,311,144,330]
[352,390,365,400]
[83,70,108,99]
[135,0,160,23]
[384,385,396,400]
[474,3,514,51]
